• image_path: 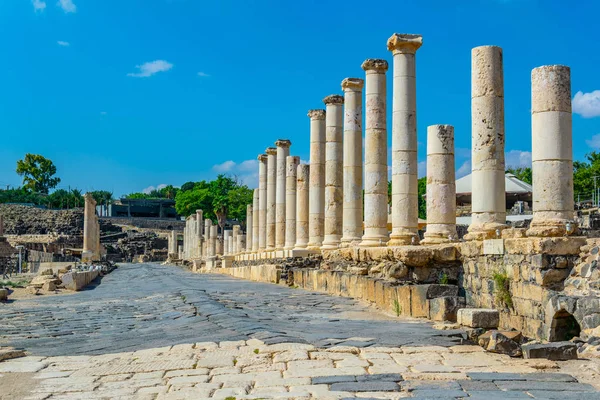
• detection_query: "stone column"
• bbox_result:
[237,234,246,255]
[246,204,253,252]
[422,125,458,244]
[360,59,389,247]
[466,46,507,240]
[224,230,232,255]
[169,230,177,256]
[257,154,268,250]
[387,33,422,246]
[204,218,210,257]
[307,109,326,249]
[83,193,100,262]
[266,147,277,251]
[275,139,291,250]
[341,78,364,246]
[295,164,310,249]
[322,95,344,249]
[252,189,259,252]
[527,65,575,237]
[178,245,183,260]
[196,210,203,258]
[285,156,300,250]
[210,225,217,257]
[0,215,4,236]
[216,234,223,255]
[232,225,240,254]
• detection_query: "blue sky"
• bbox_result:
[1,0,599,197]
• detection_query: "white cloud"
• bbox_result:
[505,150,532,168]
[142,184,168,194]
[586,133,600,149]
[211,159,262,187]
[418,161,427,178]
[300,159,310,165]
[32,0,46,11]
[57,41,70,47]
[212,160,236,173]
[573,90,600,118]
[197,72,210,77]
[456,160,471,179]
[57,0,76,13]
[127,60,173,78]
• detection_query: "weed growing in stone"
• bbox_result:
[253,348,259,354]
[439,272,449,285]
[493,270,513,309]
[393,299,402,317]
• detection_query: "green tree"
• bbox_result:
[174,181,213,220]
[160,185,178,199]
[89,190,113,215]
[506,167,532,185]
[418,177,427,220]
[180,181,195,192]
[16,154,61,194]
[0,187,45,205]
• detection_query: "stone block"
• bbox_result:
[478,330,522,348]
[42,281,56,291]
[428,296,465,322]
[522,341,578,360]
[457,308,499,328]
[0,288,8,301]
[484,331,522,357]
[483,239,504,255]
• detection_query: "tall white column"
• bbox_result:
[257,154,268,250]
[360,59,389,247]
[341,78,364,246]
[422,124,458,244]
[204,218,210,257]
[295,164,310,249]
[252,189,259,252]
[322,95,344,249]
[224,230,232,255]
[387,33,422,246]
[465,46,507,240]
[285,156,300,250]
[232,225,240,254]
[246,204,253,252]
[266,147,277,251]
[275,139,291,250]
[307,109,326,249]
[209,224,217,257]
[527,65,575,237]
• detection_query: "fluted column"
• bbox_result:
[252,189,259,252]
[295,164,310,249]
[285,156,300,250]
[388,33,422,246]
[422,125,458,244]
[465,46,507,240]
[527,65,575,237]
[257,154,268,250]
[307,109,326,249]
[322,95,344,249]
[360,59,389,247]
[341,78,364,246]
[246,204,253,252]
[266,147,277,251]
[275,139,291,250]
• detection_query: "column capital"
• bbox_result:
[275,139,292,148]
[387,33,423,55]
[257,153,268,162]
[361,59,388,72]
[341,78,364,91]
[308,109,326,120]
[266,147,277,156]
[323,94,344,105]
[196,209,203,213]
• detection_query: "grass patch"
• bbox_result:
[492,270,513,309]
[233,358,237,366]
[181,295,186,302]
[393,299,402,317]
[253,348,259,354]
[439,272,449,285]
[0,280,28,288]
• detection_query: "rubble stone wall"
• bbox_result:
[100,217,185,232]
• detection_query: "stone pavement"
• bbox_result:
[1,263,600,399]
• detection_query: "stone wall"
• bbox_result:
[100,217,185,232]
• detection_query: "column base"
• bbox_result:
[340,236,362,248]
[293,243,309,250]
[359,235,389,247]
[388,231,420,247]
[464,222,507,241]
[322,235,342,250]
[526,219,578,237]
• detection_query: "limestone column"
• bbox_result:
[257,154,268,250]
[266,147,277,251]
[237,234,246,255]
[224,230,232,255]
[209,225,217,257]
[169,230,177,256]
[196,210,203,258]
[322,95,344,249]
[387,33,422,246]
[0,215,4,236]
[252,189,259,252]
[204,218,210,257]
[216,233,223,255]
[232,225,240,254]
[285,156,300,250]
[246,204,253,252]
[341,78,364,246]
[295,164,310,249]
[360,59,389,247]
[422,125,458,244]
[83,193,100,262]
[466,46,507,240]
[527,65,575,237]
[307,109,326,249]
[228,231,234,254]
[275,139,291,250]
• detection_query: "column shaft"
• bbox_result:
[209,224,217,257]
[246,204,253,252]
[295,164,310,249]
[258,154,268,250]
[232,225,240,254]
[285,156,300,250]
[252,189,259,252]
[266,147,277,250]
[341,78,364,245]
[360,59,389,247]
[307,110,326,249]
[275,140,291,250]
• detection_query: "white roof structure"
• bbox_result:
[455,173,532,195]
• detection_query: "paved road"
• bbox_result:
[0,263,463,356]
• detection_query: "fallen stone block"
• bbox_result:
[27,286,40,295]
[411,285,460,318]
[485,331,522,357]
[0,347,25,362]
[478,330,522,348]
[0,288,8,301]
[457,308,499,328]
[522,342,578,360]
[61,270,99,291]
[42,280,56,292]
[428,296,465,322]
